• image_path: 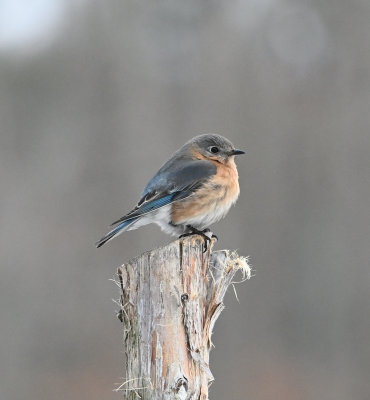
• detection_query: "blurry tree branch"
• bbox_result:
[115,235,251,399]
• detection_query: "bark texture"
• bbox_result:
[116,235,250,399]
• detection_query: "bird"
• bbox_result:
[96,134,245,250]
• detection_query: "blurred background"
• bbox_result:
[1,1,370,399]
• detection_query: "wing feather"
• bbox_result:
[110,160,216,226]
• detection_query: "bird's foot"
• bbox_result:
[202,228,218,241]
[179,226,216,253]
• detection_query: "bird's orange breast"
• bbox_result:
[171,158,240,224]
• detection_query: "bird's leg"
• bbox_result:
[179,225,214,252]
[178,227,194,239]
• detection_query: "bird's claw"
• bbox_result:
[201,234,212,253]
[179,226,216,253]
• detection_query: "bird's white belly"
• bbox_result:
[181,197,235,230]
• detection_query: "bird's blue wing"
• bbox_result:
[141,159,216,198]
[110,160,216,226]
[129,193,175,215]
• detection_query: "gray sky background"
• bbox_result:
[1,1,370,399]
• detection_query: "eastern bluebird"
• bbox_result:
[96,134,244,250]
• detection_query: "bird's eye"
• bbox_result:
[210,146,219,154]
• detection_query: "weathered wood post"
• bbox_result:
[115,235,250,399]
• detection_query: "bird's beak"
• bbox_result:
[230,149,245,156]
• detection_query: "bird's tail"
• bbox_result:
[96,218,137,248]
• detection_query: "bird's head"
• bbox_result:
[190,134,245,164]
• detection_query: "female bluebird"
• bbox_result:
[96,134,244,249]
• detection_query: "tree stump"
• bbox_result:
[115,235,251,399]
